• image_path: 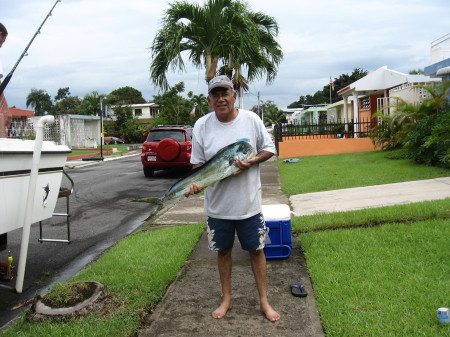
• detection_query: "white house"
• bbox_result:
[337,66,441,129]
[282,108,304,124]
[424,33,450,79]
[109,103,160,121]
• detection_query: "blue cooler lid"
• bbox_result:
[262,204,291,221]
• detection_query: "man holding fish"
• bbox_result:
[184,75,280,322]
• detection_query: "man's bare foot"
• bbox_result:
[261,303,281,322]
[211,300,232,319]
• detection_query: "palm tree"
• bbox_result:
[83,90,106,116]
[262,105,285,126]
[26,88,53,116]
[150,0,283,98]
[224,9,283,107]
[187,91,209,119]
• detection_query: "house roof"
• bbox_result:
[303,107,327,112]
[325,100,354,109]
[338,66,441,97]
[10,108,34,118]
[436,66,450,76]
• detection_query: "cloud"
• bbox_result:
[1,0,449,110]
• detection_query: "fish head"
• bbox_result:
[234,141,256,161]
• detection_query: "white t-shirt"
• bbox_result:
[191,109,276,219]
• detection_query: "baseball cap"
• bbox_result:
[208,75,234,93]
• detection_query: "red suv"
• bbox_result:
[141,126,193,177]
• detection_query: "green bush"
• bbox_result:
[371,80,450,168]
[403,108,449,167]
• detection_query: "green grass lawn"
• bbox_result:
[2,224,205,337]
[281,151,449,336]
[278,151,450,195]
[299,213,450,337]
[68,145,131,157]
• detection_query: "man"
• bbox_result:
[0,22,10,249]
[0,23,12,138]
[185,75,280,322]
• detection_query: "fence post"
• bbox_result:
[274,123,282,155]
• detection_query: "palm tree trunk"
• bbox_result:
[205,56,219,82]
[239,87,244,109]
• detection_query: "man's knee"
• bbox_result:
[249,249,264,259]
[218,249,232,258]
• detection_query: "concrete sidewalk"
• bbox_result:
[64,150,141,169]
[290,176,450,216]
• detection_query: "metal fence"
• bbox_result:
[273,119,378,153]
[7,117,61,143]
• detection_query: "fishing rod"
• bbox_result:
[0,0,61,96]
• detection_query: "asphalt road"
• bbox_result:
[0,154,183,328]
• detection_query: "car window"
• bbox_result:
[147,130,186,142]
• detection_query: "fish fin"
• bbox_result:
[236,138,250,142]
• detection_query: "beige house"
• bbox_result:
[326,100,354,123]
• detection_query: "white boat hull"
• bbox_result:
[0,139,71,234]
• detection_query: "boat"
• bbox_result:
[0,138,71,235]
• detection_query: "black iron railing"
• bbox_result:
[273,119,378,154]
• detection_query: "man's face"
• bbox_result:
[0,33,7,48]
[207,87,236,121]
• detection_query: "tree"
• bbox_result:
[288,68,368,107]
[82,91,106,116]
[51,96,84,115]
[26,89,53,116]
[250,100,285,126]
[371,80,450,168]
[149,0,283,94]
[152,82,192,126]
[106,86,146,105]
[122,118,145,143]
[187,91,209,119]
[409,69,424,75]
[54,87,70,101]
[113,105,134,135]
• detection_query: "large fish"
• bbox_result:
[163,140,256,201]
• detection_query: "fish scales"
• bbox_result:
[163,141,256,201]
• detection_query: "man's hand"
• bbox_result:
[184,163,204,197]
[233,157,258,175]
[233,150,274,176]
[184,183,202,197]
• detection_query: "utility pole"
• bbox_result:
[257,91,260,119]
[100,97,104,158]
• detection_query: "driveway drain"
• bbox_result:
[28,281,106,321]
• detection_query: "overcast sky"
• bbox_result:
[1,0,449,111]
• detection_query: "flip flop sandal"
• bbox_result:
[290,283,308,297]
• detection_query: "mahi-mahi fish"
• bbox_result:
[162,140,256,201]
